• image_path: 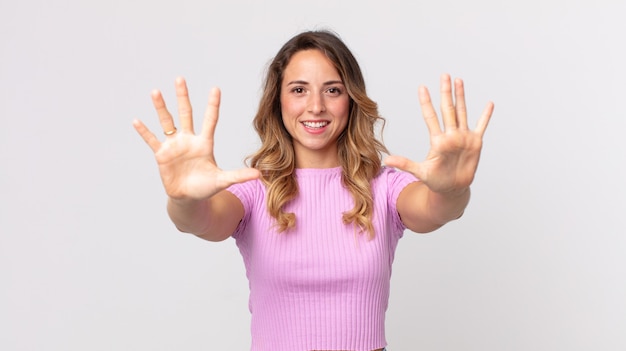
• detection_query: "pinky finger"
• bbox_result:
[133,119,161,153]
[475,102,495,136]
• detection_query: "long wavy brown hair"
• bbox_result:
[247,30,388,238]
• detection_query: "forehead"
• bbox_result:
[283,49,341,81]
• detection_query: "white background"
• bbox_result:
[1,0,625,350]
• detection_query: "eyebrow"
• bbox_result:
[285,80,344,86]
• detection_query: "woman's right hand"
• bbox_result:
[133,77,260,201]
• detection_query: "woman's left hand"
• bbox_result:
[385,74,494,195]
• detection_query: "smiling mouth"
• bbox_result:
[302,121,329,129]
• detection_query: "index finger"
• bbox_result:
[475,101,495,137]
[419,85,442,136]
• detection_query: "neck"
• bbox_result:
[294,149,340,168]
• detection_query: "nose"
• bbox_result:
[307,93,326,114]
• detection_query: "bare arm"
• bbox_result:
[395,181,470,233]
[386,74,494,233]
[133,77,260,241]
[167,191,244,242]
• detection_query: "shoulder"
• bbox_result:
[369,166,419,210]
[226,179,266,207]
[373,166,419,190]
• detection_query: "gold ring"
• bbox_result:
[164,127,177,136]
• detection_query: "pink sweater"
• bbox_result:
[227,167,418,351]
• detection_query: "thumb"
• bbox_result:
[219,167,261,187]
[384,155,424,180]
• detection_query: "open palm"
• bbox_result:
[385,74,494,195]
[133,77,259,200]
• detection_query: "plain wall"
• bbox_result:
[1,0,625,350]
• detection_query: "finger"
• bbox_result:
[218,167,262,187]
[419,85,442,136]
[175,77,194,133]
[201,87,221,141]
[132,119,161,153]
[454,78,469,130]
[151,89,177,137]
[475,101,495,137]
[384,155,424,180]
[439,73,458,131]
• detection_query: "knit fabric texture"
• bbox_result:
[227,166,418,351]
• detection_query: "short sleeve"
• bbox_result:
[226,180,264,239]
[382,167,419,234]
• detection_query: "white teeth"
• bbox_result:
[302,121,329,128]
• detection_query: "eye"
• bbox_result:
[291,87,305,94]
[326,87,343,95]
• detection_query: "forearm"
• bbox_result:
[397,182,471,233]
[167,197,213,236]
[425,187,471,226]
[166,190,243,241]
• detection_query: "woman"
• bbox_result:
[133,30,493,351]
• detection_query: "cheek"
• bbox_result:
[333,99,351,122]
[280,98,301,120]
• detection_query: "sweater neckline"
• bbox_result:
[294,167,342,176]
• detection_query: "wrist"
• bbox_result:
[432,186,470,199]
[427,187,471,224]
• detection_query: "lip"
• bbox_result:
[301,120,330,134]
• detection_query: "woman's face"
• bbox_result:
[280,49,350,168]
